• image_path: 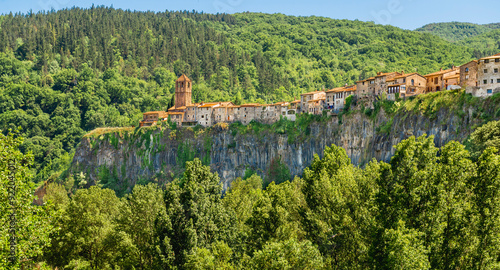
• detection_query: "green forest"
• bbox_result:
[416,22,500,42]
[0,7,494,181]
[1,6,500,269]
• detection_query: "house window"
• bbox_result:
[497,79,500,83]
[485,59,490,63]
[484,80,488,84]
[484,69,488,73]
[492,79,495,84]
[487,89,493,94]
[466,75,470,80]
[496,59,500,62]
[403,78,406,83]
[465,67,469,72]
[411,79,415,86]
[495,68,499,73]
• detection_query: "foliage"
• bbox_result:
[0,131,54,268]
[117,183,166,269]
[44,186,125,269]
[381,221,430,270]
[248,238,324,270]
[301,144,377,269]
[416,22,500,43]
[264,156,291,187]
[156,158,237,267]
[469,120,500,158]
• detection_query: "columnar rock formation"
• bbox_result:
[72,103,489,191]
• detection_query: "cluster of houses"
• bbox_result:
[140,53,500,128]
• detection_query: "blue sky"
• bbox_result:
[1,0,499,30]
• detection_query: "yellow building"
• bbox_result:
[386,73,427,100]
[424,66,460,92]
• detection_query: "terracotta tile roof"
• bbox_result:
[176,74,191,82]
[480,54,500,60]
[375,72,401,78]
[326,85,357,93]
[199,103,220,108]
[168,106,188,111]
[291,100,300,104]
[143,111,166,115]
[167,112,184,115]
[424,68,458,77]
[308,97,326,103]
[301,91,324,96]
[445,75,460,79]
[240,103,263,107]
[326,87,344,93]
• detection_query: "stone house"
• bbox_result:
[139,111,169,127]
[468,53,500,97]
[460,60,478,88]
[183,103,201,125]
[386,73,427,100]
[212,102,235,124]
[356,72,402,97]
[326,85,356,112]
[356,76,375,98]
[424,66,460,92]
[166,112,184,126]
[290,100,300,110]
[300,91,326,113]
[307,97,326,115]
[235,104,263,125]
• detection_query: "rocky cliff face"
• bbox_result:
[71,104,486,191]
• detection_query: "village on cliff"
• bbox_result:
[140,53,500,128]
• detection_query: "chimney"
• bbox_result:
[440,68,443,71]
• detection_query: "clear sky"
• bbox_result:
[1,0,499,30]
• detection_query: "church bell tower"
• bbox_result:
[175,74,192,108]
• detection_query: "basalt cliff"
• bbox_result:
[71,95,495,192]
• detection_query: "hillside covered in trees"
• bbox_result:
[416,22,500,42]
[0,7,494,181]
